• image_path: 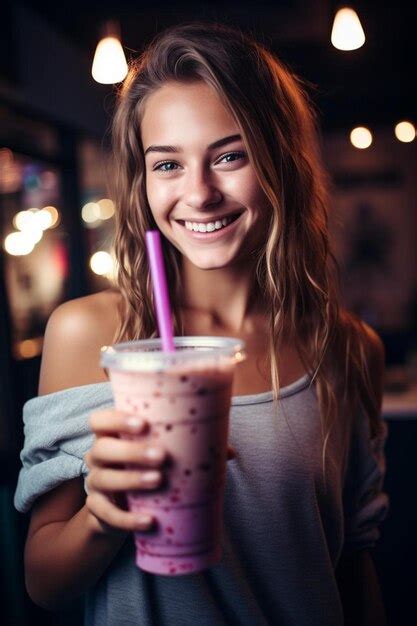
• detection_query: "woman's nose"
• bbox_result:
[182,168,222,209]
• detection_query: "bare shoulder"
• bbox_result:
[38,289,121,395]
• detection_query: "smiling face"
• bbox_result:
[141,80,271,270]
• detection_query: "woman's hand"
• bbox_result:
[84,409,167,536]
[84,408,236,537]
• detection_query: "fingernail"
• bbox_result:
[135,513,153,525]
[126,416,144,430]
[143,471,161,483]
[146,447,165,461]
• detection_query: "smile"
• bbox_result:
[175,211,244,240]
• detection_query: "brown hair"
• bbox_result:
[109,21,383,468]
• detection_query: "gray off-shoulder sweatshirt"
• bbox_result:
[14,374,388,626]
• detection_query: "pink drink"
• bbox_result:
[101,336,245,576]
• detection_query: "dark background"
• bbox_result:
[16,0,417,130]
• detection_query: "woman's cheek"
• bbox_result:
[227,169,261,203]
[146,182,170,221]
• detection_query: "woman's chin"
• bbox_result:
[184,251,238,271]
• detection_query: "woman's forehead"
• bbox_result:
[140,81,239,146]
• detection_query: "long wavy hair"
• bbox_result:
[108,21,383,468]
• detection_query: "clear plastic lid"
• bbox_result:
[100,336,246,373]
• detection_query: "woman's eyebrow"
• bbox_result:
[144,133,242,156]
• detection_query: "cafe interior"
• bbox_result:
[0,1,416,624]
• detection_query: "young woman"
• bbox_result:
[15,21,388,625]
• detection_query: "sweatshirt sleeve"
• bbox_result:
[342,405,389,554]
[13,382,114,513]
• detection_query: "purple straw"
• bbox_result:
[145,230,176,352]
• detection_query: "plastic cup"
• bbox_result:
[100,336,245,576]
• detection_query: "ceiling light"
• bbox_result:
[331,7,365,51]
[92,21,128,85]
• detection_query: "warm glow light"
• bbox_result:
[97,198,115,219]
[82,202,101,223]
[13,209,44,243]
[350,126,373,149]
[43,205,60,228]
[16,338,43,359]
[331,7,365,51]
[14,210,33,231]
[92,36,128,84]
[14,209,42,230]
[395,121,415,143]
[90,251,114,276]
[4,231,35,256]
[34,208,53,230]
[30,226,44,244]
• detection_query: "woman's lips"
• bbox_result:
[175,211,244,241]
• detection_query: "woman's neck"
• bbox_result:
[179,257,266,334]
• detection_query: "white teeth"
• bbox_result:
[183,215,237,233]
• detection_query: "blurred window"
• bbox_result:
[0,149,66,360]
[78,137,115,293]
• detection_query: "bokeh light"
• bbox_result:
[34,209,53,230]
[14,210,35,231]
[394,121,415,143]
[350,126,373,149]
[82,202,101,224]
[4,231,35,256]
[43,205,60,228]
[90,250,114,276]
[30,226,44,244]
[97,198,115,219]
[16,338,43,359]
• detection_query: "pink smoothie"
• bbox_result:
[108,355,237,576]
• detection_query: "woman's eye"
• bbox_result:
[218,151,246,164]
[153,151,246,173]
[154,161,178,173]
